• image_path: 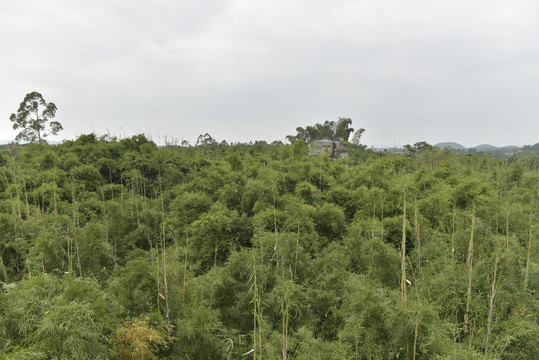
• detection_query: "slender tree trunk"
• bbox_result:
[294,222,300,278]
[72,187,82,277]
[108,165,114,199]
[13,167,22,219]
[380,197,385,242]
[33,192,39,219]
[485,240,503,354]
[371,202,376,240]
[210,244,218,309]
[141,170,147,211]
[67,229,72,274]
[414,197,421,269]
[252,249,263,360]
[401,190,407,308]
[451,208,456,267]
[272,184,279,254]
[464,206,476,334]
[505,212,510,250]
[26,257,31,279]
[253,250,258,360]
[281,288,289,360]
[158,172,170,326]
[413,317,419,360]
[524,215,533,290]
[6,174,17,239]
[182,234,189,303]
[41,184,45,215]
[53,167,58,215]
[23,178,30,218]
[0,255,8,283]
[120,169,124,200]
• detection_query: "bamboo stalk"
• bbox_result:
[413,317,419,360]
[464,206,476,334]
[182,234,189,303]
[0,255,8,283]
[142,170,147,211]
[158,172,170,325]
[282,287,289,360]
[53,167,58,215]
[13,166,22,219]
[23,178,30,218]
[253,250,257,360]
[210,244,218,309]
[5,174,18,240]
[72,186,82,277]
[41,182,45,215]
[120,169,124,200]
[67,234,72,274]
[108,164,114,199]
[156,235,161,313]
[401,190,407,308]
[524,216,533,290]
[380,197,385,242]
[294,222,300,277]
[451,208,456,267]
[33,192,39,219]
[26,258,31,279]
[485,239,504,354]
[505,213,509,250]
[372,202,376,240]
[414,197,421,268]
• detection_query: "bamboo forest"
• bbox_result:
[0,132,538,359]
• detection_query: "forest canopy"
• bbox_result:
[0,133,537,359]
[287,117,364,145]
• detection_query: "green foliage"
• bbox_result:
[172,304,225,359]
[9,92,62,144]
[0,275,114,359]
[287,117,357,143]
[0,134,537,358]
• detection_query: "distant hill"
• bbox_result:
[473,144,497,152]
[522,143,539,151]
[434,142,467,150]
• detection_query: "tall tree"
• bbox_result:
[9,92,62,144]
[286,117,356,143]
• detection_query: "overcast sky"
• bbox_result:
[1,0,539,147]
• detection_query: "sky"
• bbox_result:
[1,0,539,148]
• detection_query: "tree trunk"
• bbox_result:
[464,207,476,334]
[401,190,407,308]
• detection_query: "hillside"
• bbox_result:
[434,142,466,150]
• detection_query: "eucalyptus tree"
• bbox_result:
[9,92,62,144]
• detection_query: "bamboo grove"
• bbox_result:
[0,134,538,359]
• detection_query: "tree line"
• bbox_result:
[1,93,537,359]
[0,133,537,359]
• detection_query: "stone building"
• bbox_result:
[308,138,349,159]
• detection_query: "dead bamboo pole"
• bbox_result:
[72,185,82,277]
[451,208,456,267]
[158,171,170,326]
[401,190,407,308]
[464,206,476,334]
[414,197,421,268]
[485,239,503,354]
[524,215,533,290]
[182,234,189,303]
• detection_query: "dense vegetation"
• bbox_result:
[0,134,537,359]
